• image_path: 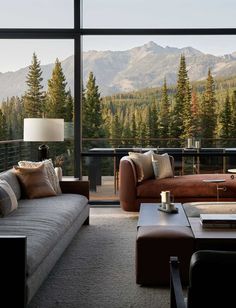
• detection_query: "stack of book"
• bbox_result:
[200,214,236,228]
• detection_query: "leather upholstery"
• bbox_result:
[119,156,236,211]
[187,250,236,308]
[136,226,195,285]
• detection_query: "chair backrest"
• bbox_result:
[187,250,236,308]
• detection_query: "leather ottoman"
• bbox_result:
[136,225,195,285]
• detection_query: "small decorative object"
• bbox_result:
[195,140,201,149]
[166,203,176,212]
[159,191,178,213]
[160,190,171,205]
[54,155,64,181]
[187,138,193,148]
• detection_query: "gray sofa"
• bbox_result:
[0,169,90,308]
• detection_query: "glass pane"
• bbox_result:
[83,0,236,28]
[0,39,74,175]
[82,35,236,199]
[0,0,73,28]
[83,35,236,94]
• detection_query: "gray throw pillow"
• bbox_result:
[0,179,18,217]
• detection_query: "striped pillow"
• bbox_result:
[0,179,18,217]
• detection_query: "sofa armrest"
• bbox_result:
[0,236,27,307]
[119,157,137,211]
[59,178,89,200]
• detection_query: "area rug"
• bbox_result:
[28,207,170,308]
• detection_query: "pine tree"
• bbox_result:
[169,55,191,143]
[83,72,106,140]
[23,52,45,117]
[110,112,122,147]
[147,99,159,146]
[46,58,68,118]
[130,108,137,146]
[1,96,24,139]
[230,90,236,140]
[191,90,201,138]
[0,109,7,140]
[64,89,74,122]
[122,116,132,147]
[136,110,148,147]
[181,78,192,139]
[159,78,170,139]
[200,69,217,144]
[219,92,232,143]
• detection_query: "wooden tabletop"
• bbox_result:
[189,217,236,239]
[137,203,189,227]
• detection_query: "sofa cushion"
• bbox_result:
[0,194,88,276]
[0,180,18,217]
[0,169,21,200]
[137,174,236,199]
[152,153,174,179]
[14,164,57,199]
[18,159,62,195]
[129,150,154,182]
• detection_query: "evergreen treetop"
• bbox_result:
[23,52,45,117]
[46,58,68,118]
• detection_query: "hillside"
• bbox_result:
[1,41,236,100]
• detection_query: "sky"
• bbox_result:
[0,0,236,72]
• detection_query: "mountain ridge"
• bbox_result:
[1,41,236,100]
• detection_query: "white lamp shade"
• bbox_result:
[24,118,64,142]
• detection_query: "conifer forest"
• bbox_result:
[1,53,236,151]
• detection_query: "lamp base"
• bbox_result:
[38,144,49,161]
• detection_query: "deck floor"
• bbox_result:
[83,176,119,201]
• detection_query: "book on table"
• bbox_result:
[200,214,236,228]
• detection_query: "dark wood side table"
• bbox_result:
[59,177,89,200]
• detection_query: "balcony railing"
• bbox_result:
[0,139,74,175]
[1,138,236,202]
[81,138,236,201]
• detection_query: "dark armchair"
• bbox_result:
[170,250,236,308]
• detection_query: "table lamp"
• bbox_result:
[24,118,64,161]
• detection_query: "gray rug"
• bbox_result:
[28,207,169,308]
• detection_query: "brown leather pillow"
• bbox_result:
[13,164,56,199]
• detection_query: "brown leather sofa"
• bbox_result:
[119,156,236,211]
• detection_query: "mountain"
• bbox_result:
[1,41,236,100]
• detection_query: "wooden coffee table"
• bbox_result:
[136,203,236,285]
[188,217,236,250]
[136,203,195,285]
[137,203,189,227]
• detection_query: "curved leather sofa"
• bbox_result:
[119,156,236,211]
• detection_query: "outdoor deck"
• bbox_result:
[83,176,119,201]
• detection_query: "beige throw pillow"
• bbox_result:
[14,164,57,199]
[128,150,154,182]
[18,159,62,194]
[152,153,174,179]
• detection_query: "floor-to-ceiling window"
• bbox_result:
[80,0,236,201]
[1,1,236,201]
[0,1,75,173]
